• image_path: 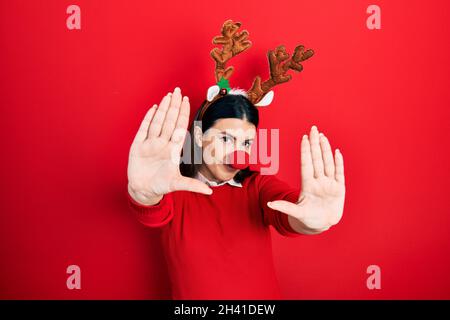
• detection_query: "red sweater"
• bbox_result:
[126,171,302,299]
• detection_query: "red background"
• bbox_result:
[1,0,449,299]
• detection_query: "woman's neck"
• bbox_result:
[198,165,223,183]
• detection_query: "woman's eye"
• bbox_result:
[221,136,231,143]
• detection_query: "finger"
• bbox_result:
[310,125,324,178]
[171,176,213,195]
[301,135,314,182]
[148,92,172,139]
[267,200,304,219]
[335,149,345,184]
[133,104,157,143]
[319,133,335,178]
[170,96,190,146]
[160,87,182,139]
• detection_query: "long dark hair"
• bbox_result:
[179,93,259,183]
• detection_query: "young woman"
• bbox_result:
[126,87,346,299]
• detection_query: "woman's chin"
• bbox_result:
[219,164,238,178]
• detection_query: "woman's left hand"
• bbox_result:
[267,125,346,233]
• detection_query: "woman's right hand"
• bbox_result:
[127,87,212,205]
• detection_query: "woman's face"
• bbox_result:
[195,118,256,182]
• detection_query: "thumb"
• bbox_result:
[267,200,303,219]
[171,176,213,195]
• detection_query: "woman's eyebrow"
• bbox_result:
[219,131,236,140]
[219,131,255,141]
[219,131,254,141]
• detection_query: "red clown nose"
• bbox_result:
[227,150,250,170]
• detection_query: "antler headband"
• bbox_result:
[198,19,314,120]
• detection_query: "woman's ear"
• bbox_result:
[194,125,203,148]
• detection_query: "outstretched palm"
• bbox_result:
[268,125,346,231]
[127,88,212,200]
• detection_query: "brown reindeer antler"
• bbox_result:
[246,45,314,105]
[210,20,252,83]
